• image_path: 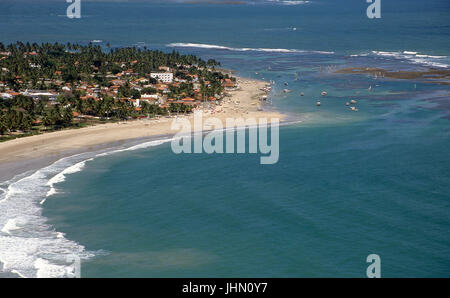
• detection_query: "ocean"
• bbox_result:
[0,0,449,277]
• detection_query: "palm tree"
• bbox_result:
[0,114,8,135]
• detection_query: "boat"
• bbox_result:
[350,106,358,112]
[300,92,304,96]
[317,101,321,106]
[283,89,291,93]
[345,102,350,106]
[350,99,357,104]
[321,91,327,96]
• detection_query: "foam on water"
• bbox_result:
[0,155,98,278]
[45,158,94,200]
[167,43,334,55]
[1,219,22,235]
[0,137,174,278]
[350,51,449,68]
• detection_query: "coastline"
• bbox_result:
[0,77,285,181]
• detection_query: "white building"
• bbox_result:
[141,94,159,100]
[150,72,173,83]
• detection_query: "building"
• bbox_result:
[158,66,171,72]
[150,72,174,83]
[223,78,237,90]
[129,99,140,107]
[22,90,58,101]
[141,94,159,100]
[111,79,126,86]
[1,93,13,99]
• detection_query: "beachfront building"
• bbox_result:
[150,72,174,83]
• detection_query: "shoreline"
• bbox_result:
[334,67,450,85]
[0,77,287,181]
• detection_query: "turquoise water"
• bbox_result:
[0,0,449,277]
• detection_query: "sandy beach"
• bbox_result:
[0,78,284,180]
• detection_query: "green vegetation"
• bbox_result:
[0,42,234,139]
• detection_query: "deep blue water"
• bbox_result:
[0,0,449,277]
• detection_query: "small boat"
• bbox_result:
[350,106,358,112]
[300,92,304,96]
[350,99,357,104]
[317,101,321,106]
[283,89,291,93]
[345,102,350,106]
[284,82,289,86]
[321,91,327,96]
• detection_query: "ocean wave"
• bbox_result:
[266,0,310,5]
[167,43,334,55]
[350,51,449,68]
[95,138,175,158]
[0,136,177,278]
[0,158,94,278]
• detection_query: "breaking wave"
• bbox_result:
[0,137,174,278]
[167,43,334,55]
[350,50,449,68]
